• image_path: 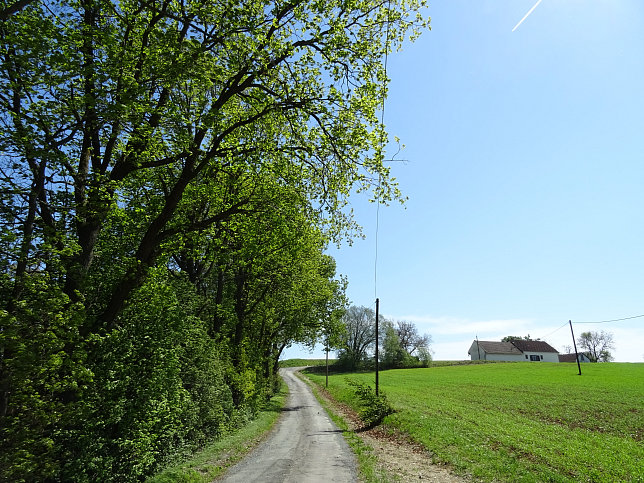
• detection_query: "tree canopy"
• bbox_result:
[0,0,429,479]
[502,335,538,342]
[336,307,433,370]
[577,331,615,362]
[380,318,432,369]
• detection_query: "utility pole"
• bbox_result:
[569,320,582,376]
[325,336,329,388]
[375,298,380,396]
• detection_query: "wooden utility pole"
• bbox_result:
[325,340,329,388]
[569,320,582,376]
[375,298,380,396]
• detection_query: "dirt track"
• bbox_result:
[218,367,357,482]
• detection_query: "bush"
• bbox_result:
[346,380,395,428]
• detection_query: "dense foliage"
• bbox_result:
[346,379,394,428]
[0,0,428,480]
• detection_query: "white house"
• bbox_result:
[468,340,560,363]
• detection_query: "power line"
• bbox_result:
[538,321,568,340]
[536,313,643,341]
[574,314,644,324]
[374,0,392,301]
[374,182,380,300]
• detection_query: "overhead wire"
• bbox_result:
[375,0,392,302]
[574,314,644,324]
[537,321,569,341]
[536,313,644,341]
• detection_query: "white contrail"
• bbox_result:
[512,0,543,32]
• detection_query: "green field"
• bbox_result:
[305,363,644,482]
[279,358,333,368]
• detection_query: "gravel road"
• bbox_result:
[218,367,358,482]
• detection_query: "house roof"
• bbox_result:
[558,353,578,362]
[558,353,588,362]
[472,341,522,355]
[469,340,560,356]
[510,340,559,353]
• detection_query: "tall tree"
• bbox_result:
[577,331,615,362]
[394,319,431,355]
[0,0,429,479]
[381,320,405,368]
[379,318,432,368]
[337,305,377,370]
[0,0,426,328]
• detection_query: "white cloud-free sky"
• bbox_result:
[282,0,644,363]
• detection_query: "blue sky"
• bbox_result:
[283,0,644,362]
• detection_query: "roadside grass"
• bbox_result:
[147,382,288,482]
[297,372,391,483]
[305,363,644,482]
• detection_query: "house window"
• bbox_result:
[529,355,541,361]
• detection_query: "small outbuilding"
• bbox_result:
[468,340,560,362]
[558,353,591,363]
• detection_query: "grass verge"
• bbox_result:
[147,382,288,483]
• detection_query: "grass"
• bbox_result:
[147,382,288,482]
[305,363,644,482]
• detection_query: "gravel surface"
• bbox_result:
[218,367,358,482]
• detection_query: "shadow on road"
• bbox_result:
[281,405,310,412]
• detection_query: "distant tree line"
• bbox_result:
[502,335,539,342]
[0,0,428,480]
[335,305,433,370]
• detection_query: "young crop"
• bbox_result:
[308,363,644,481]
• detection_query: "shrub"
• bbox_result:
[346,380,395,427]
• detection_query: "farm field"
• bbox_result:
[305,363,644,482]
[279,358,332,368]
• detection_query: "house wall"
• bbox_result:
[573,353,591,363]
[468,341,483,360]
[521,351,559,363]
[484,353,524,362]
[468,342,524,361]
